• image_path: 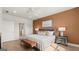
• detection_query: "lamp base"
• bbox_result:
[60,31,64,36]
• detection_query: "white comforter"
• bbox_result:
[25,34,55,51]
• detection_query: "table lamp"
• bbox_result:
[35,28,39,31]
[35,28,39,34]
[58,27,66,36]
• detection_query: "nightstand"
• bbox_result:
[55,36,68,45]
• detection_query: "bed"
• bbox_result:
[21,27,55,51]
[25,34,55,51]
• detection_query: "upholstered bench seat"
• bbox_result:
[21,39,36,48]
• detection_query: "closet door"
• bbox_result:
[2,21,15,42]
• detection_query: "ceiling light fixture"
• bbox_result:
[13,11,16,13]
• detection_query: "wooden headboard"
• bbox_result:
[39,27,54,31]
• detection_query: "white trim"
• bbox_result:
[68,43,79,47]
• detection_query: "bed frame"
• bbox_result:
[39,27,54,31]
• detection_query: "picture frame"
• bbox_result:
[42,20,52,27]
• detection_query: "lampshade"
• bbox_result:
[58,27,66,31]
[35,28,39,31]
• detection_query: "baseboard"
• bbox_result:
[68,43,79,47]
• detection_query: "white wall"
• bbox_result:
[2,14,33,42]
[25,20,33,35]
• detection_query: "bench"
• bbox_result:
[21,39,36,48]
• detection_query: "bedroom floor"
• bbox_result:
[2,40,79,51]
[2,40,39,51]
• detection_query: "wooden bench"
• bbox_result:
[21,39,36,48]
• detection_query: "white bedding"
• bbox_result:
[25,34,55,51]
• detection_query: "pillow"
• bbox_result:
[41,31,46,35]
[38,31,46,35]
[38,31,55,36]
[37,31,41,35]
[47,31,55,36]
[45,31,49,36]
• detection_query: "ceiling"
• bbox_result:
[2,7,74,20]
